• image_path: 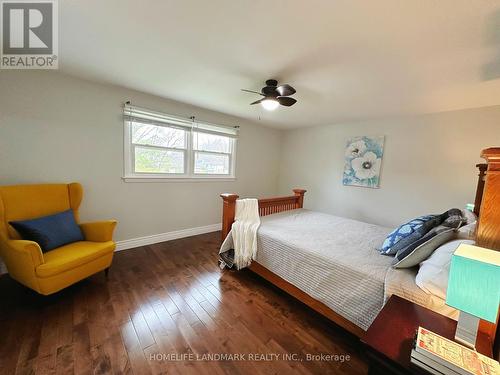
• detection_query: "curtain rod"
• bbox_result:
[125,101,240,130]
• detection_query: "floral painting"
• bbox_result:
[343,136,385,188]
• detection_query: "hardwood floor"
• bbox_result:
[0,232,368,375]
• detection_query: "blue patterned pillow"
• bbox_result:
[379,215,438,255]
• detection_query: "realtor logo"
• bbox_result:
[1,0,58,69]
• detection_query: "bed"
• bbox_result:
[256,209,394,331]
[220,147,500,342]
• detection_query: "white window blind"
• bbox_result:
[123,104,238,180]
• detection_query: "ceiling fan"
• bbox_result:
[242,79,297,111]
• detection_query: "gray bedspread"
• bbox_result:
[255,209,393,330]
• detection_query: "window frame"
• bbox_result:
[123,107,237,182]
[192,130,235,177]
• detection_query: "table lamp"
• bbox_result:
[446,244,500,349]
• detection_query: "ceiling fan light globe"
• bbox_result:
[261,98,279,111]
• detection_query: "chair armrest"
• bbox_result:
[0,239,44,268]
[0,238,44,292]
[80,220,117,242]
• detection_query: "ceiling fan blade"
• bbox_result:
[277,96,297,106]
[241,89,264,96]
[276,84,296,96]
[250,99,263,105]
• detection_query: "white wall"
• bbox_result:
[279,106,500,228]
[1,71,499,244]
[0,71,282,242]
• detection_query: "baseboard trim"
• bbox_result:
[115,223,221,251]
[0,224,221,274]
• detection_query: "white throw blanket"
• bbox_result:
[219,198,261,269]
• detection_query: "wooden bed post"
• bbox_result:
[220,193,238,242]
[293,189,307,208]
[474,163,488,217]
[476,148,500,251]
[475,148,500,354]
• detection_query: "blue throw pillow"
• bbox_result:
[379,215,438,255]
[392,225,456,268]
[10,210,84,252]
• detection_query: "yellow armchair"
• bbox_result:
[80,220,117,242]
[0,183,117,295]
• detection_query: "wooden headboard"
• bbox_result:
[475,148,500,251]
[475,148,500,356]
[473,163,487,217]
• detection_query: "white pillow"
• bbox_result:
[456,222,477,239]
[456,210,477,239]
[415,239,475,299]
[461,208,477,225]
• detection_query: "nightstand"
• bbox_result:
[362,295,493,375]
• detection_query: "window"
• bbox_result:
[193,132,232,175]
[124,105,238,180]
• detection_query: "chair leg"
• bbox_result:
[104,267,110,278]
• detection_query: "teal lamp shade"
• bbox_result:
[446,244,500,323]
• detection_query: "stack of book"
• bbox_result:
[411,326,499,375]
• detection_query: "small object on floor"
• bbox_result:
[219,248,235,269]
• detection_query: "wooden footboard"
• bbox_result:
[220,189,306,242]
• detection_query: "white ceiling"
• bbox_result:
[60,0,500,129]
